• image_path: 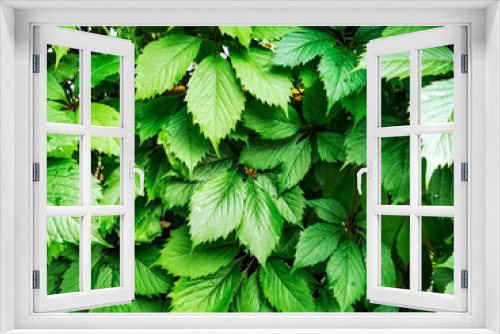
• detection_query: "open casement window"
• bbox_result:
[33,26,140,312]
[364,26,467,312]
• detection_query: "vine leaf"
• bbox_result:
[162,179,199,211]
[239,137,297,171]
[302,79,330,126]
[275,186,306,227]
[344,121,367,166]
[219,26,253,49]
[134,198,163,244]
[136,96,182,144]
[90,103,121,156]
[231,270,273,312]
[307,198,348,224]
[278,137,311,192]
[135,245,174,298]
[294,223,342,270]
[316,132,345,163]
[381,137,410,204]
[252,26,303,41]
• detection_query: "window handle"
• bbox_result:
[130,162,145,196]
[357,162,371,195]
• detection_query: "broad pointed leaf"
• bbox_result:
[90,103,121,156]
[136,96,182,144]
[219,26,252,49]
[307,198,348,224]
[381,137,410,204]
[252,26,303,41]
[275,186,306,227]
[239,137,297,171]
[278,138,311,192]
[294,223,342,270]
[135,198,163,243]
[316,132,345,163]
[135,245,174,297]
[231,270,273,312]
[344,121,367,166]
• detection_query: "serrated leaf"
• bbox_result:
[275,186,306,227]
[136,96,182,144]
[167,109,211,177]
[242,100,300,140]
[381,243,397,288]
[252,26,303,41]
[381,26,438,38]
[90,103,121,156]
[186,54,246,153]
[272,30,336,67]
[341,88,366,126]
[307,198,348,224]
[259,259,315,312]
[316,132,345,163]
[231,47,293,111]
[47,101,77,124]
[239,136,297,171]
[46,133,79,158]
[135,198,163,243]
[192,145,234,181]
[135,245,174,297]
[318,47,366,109]
[47,260,70,295]
[91,54,121,88]
[427,167,454,206]
[157,226,239,278]
[135,34,201,99]
[302,79,331,126]
[278,138,311,192]
[189,170,246,244]
[344,121,367,166]
[47,72,67,102]
[146,149,170,202]
[231,270,274,312]
[162,178,199,210]
[315,288,354,312]
[353,26,385,42]
[59,259,80,294]
[397,220,410,265]
[219,26,253,49]
[294,223,341,270]
[169,260,241,312]
[238,178,283,265]
[382,137,410,204]
[327,240,366,311]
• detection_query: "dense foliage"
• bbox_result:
[46,26,455,313]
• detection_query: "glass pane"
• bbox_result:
[47,45,80,124]
[421,133,454,205]
[91,137,121,205]
[381,215,410,289]
[47,216,80,295]
[47,134,80,206]
[420,45,454,125]
[91,52,121,127]
[91,216,121,290]
[421,217,454,295]
[380,51,410,127]
[381,136,410,205]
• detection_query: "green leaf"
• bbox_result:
[52,45,70,69]
[353,26,385,42]
[134,198,163,243]
[186,54,246,153]
[239,136,296,171]
[145,149,170,202]
[59,259,80,294]
[135,245,174,298]
[135,34,201,99]
[341,88,366,126]
[316,132,345,163]
[231,47,293,111]
[231,270,273,312]
[100,168,121,206]
[169,260,242,312]
[46,133,79,158]
[90,103,121,156]
[162,178,199,210]
[302,79,330,126]
[219,26,253,49]
[252,26,303,41]
[397,220,411,265]
[238,178,284,265]
[136,96,182,144]
[272,30,337,67]
[381,243,397,288]
[242,100,300,140]
[47,260,70,295]
[167,109,211,177]
[259,259,315,312]
[307,198,348,224]
[381,26,439,38]
[275,186,306,227]
[189,170,246,244]
[294,223,341,270]
[47,101,77,124]
[156,226,239,278]
[318,47,366,109]
[427,167,454,206]
[278,138,311,192]
[47,72,67,102]
[344,121,367,166]
[192,145,234,181]
[327,240,366,311]
[91,54,121,88]
[381,137,410,204]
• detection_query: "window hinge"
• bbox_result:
[33,270,40,289]
[33,54,40,73]
[461,270,468,289]
[461,162,468,181]
[461,54,468,73]
[33,163,40,182]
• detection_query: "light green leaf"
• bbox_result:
[272,30,336,67]
[135,245,174,298]
[238,178,284,265]
[381,26,439,38]
[136,96,182,144]
[186,54,246,153]
[189,170,246,244]
[59,260,80,294]
[169,260,242,312]
[344,121,367,166]
[231,47,293,111]
[397,220,410,265]
[307,198,348,224]
[275,186,306,227]
[46,133,79,158]
[427,167,454,206]
[90,103,121,156]
[156,226,239,278]
[135,198,163,244]
[47,101,76,124]
[167,109,211,177]
[242,100,300,140]
[231,270,274,312]
[192,145,234,181]
[146,149,170,202]
[259,259,315,312]
[162,178,199,210]
[52,45,70,69]
[239,136,297,171]
[316,132,345,163]
[381,243,397,288]
[278,138,311,192]
[341,88,366,126]
[90,54,121,88]
[381,137,410,204]
[47,72,67,102]
[327,240,366,311]
[252,26,303,41]
[219,26,253,49]
[294,223,341,270]
[135,34,201,99]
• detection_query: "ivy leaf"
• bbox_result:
[134,198,163,244]
[135,245,174,298]
[156,226,239,278]
[259,259,315,312]
[47,260,70,295]
[242,100,300,140]
[135,34,201,99]
[316,132,345,163]
[278,137,311,192]
[192,145,234,181]
[91,54,121,88]
[189,170,246,244]
[167,109,211,177]
[381,26,438,38]
[341,88,366,126]
[162,179,199,210]
[294,223,342,270]
[275,186,306,227]
[327,240,366,311]
[186,54,246,153]
[136,96,182,144]
[318,47,366,110]
[252,26,303,41]
[59,259,80,294]
[231,270,273,312]
[219,26,253,49]
[307,198,348,224]
[344,121,367,166]
[169,260,242,312]
[47,72,67,102]
[231,47,293,111]
[46,134,79,158]
[90,103,121,156]
[381,137,410,204]
[272,30,337,67]
[238,178,284,265]
[239,137,297,171]
[427,167,454,206]
[302,79,330,126]
[47,101,76,124]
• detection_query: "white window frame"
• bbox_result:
[32,26,136,313]
[1,2,498,333]
[365,26,467,312]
